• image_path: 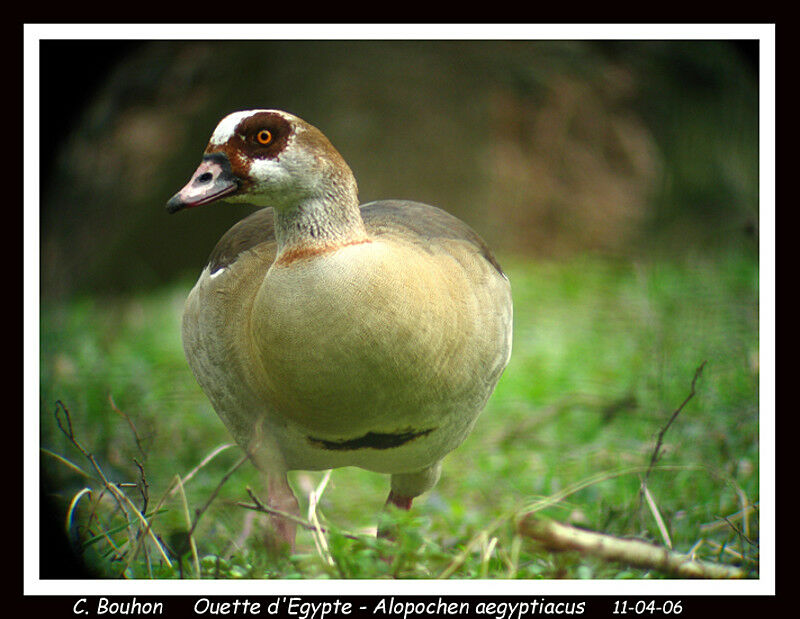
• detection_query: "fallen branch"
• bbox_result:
[518,514,747,579]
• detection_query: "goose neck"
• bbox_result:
[273,191,368,263]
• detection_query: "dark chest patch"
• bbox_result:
[307,427,435,451]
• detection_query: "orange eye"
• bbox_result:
[256,129,273,145]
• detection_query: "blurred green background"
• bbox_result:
[38,39,761,579]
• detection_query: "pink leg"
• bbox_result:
[378,490,414,540]
[267,474,300,551]
[385,490,413,511]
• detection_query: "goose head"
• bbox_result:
[166,110,358,214]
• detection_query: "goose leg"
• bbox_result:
[267,473,300,551]
[378,463,442,539]
[378,490,412,540]
[385,490,413,511]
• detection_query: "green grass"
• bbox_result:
[39,252,759,579]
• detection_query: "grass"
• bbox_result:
[38,251,760,579]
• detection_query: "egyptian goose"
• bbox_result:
[167,110,512,548]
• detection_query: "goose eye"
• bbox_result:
[256,129,273,145]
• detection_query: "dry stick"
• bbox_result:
[643,360,707,486]
[133,459,149,517]
[700,502,759,534]
[637,361,707,530]
[187,453,249,540]
[114,485,172,568]
[518,515,747,579]
[54,402,134,548]
[54,403,247,571]
[721,515,758,549]
[176,443,236,491]
[511,465,749,581]
[238,487,363,542]
[53,401,172,569]
[705,539,757,565]
[438,464,744,580]
[108,393,147,461]
[132,459,152,575]
[129,445,246,569]
[441,465,697,579]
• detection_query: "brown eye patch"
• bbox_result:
[203,111,296,180]
[237,112,293,159]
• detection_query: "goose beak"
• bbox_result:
[166,153,239,213]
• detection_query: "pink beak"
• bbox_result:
[166,154,239,213]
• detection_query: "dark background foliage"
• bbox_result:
[40,39,758,299]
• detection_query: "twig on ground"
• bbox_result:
[438,465,699,578]
[127,459,153,573]
[700,502,759,534]
[636,361,706,532]
[518,514,747,579]
[721,515,758,549]
[129,445,246,570]
[108,393,147,461]
[133,458,149,515]
[173,443,237,492]
[114,483,172,568]
[643,360,707,484]
[187,453,249,539]
[55,401,134,545]
[53,400,172,569]
[705,539,758,566]
[237,487,363,542]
